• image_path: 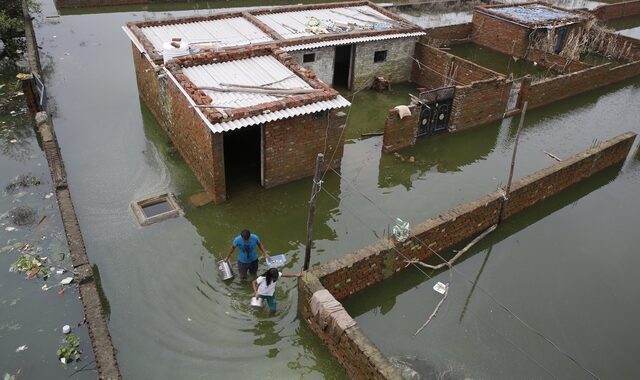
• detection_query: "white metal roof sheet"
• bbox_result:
[183,55,313,108]
[283,31,425,51]
[140,17,273,51]
[181,55,350,132]
[209,95,350,133]
[256,5,402,40]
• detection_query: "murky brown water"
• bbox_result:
[11,0,640,378]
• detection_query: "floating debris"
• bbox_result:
[60,277,73,285]
[5,174,41,193]
[62,325,71,334]
[57,334,81,366]
[9,206,36,226]
[10,255,48,278]
[15,345,28,353]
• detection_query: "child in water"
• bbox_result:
[252,268,301,312]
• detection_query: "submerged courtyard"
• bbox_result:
[2,0,640,378]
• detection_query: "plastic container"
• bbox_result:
[250,296,263,308]
[217,259,234,281]
[265,254,287,268]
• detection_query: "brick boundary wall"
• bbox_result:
[422,23,473,46]
[22,1,122,377]
[450,76,512,131]
[299,131,636,379]
[591,0,640,21]
[521,60,640,109]
[412,40,503,89]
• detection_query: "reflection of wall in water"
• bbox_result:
[377,121,500,190]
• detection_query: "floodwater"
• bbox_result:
[447,43,549,80]
[0,65,96,377]
[608,15,640,39]
[24,0,640,379]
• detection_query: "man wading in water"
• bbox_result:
[225,229,270,280]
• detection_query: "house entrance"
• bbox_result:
[333,45,354,89]
[223,125,262,192]
[417,87,455,137]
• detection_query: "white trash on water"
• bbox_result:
[433,282,447,295]
[60,277,73,285]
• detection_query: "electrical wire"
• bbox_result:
[325,166,601,380]
[319,185,559,379]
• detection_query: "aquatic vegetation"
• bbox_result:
[57,334,81,365]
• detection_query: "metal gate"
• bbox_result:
[417,87,454,137]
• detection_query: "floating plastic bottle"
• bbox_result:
[392,218,410,242]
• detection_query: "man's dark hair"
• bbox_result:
[241,229,251,240]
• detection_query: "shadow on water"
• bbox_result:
[378,121,501,190]
[343,162,625,318]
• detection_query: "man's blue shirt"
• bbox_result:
[233,234,260,263]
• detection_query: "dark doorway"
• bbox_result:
[554,27,568,54]
[223,125,262,192]
[333,45,353,89]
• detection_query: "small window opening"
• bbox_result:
[374,50,387,63]
[303,53,316,63]
[132,193,181,226]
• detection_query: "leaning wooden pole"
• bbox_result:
[304,153,324,271]
[500,101,528,222]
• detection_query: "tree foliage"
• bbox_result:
[0,0,26,58]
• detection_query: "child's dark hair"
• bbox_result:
[262,268,279,286]
[240,229,250,239]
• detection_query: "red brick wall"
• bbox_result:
[132,45,164,128]
[591,0,640,21]
[450,77,511,131]
[422,23,473,45]
[382,105,419,153]
[472,12,530,57]
[165,77,226,204]
[133,44,226,203]
[311,131,636,301]
[263,111,346,188]
[300,132,635,380]
[503,132,636,218]
[298,273,400,380]
[412,41,501,89]
[523,60,640,109]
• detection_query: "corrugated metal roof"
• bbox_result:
[283,31,425,51]
[209,96,350,133]
[490,4,584,24]
[140,17,273,51]
[181,55,349,133]
[256,5,405,40]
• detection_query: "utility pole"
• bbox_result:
[500,101,528,222]
[304,153,324,271]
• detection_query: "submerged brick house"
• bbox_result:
[123,1,424,203]
[129,44,349,204]
[382,1,640,152]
